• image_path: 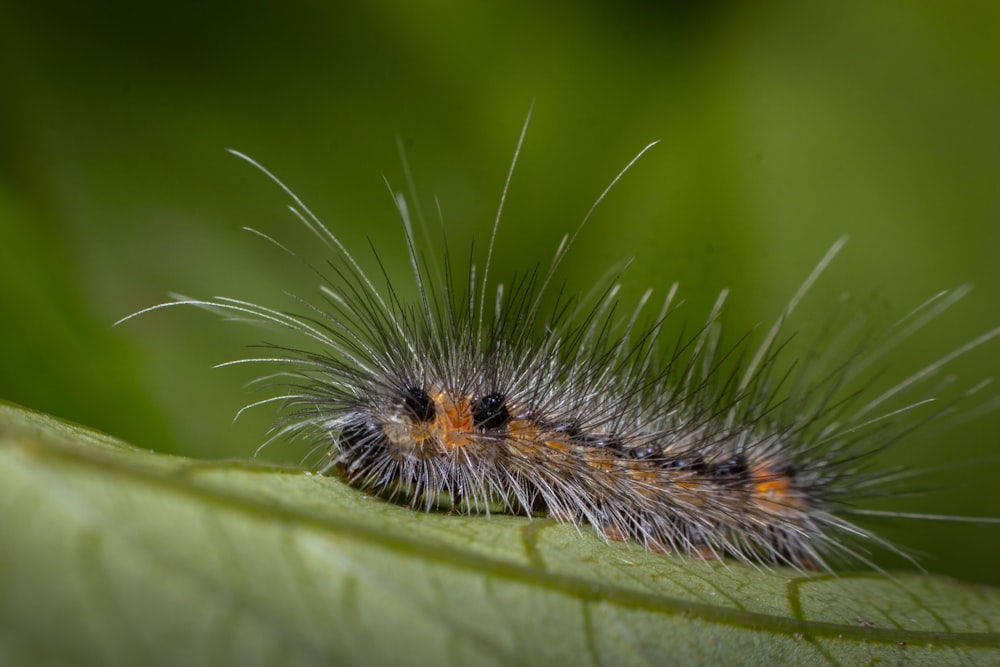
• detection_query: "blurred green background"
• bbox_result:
[2,1,999,584]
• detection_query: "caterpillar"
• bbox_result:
[120,113,1000,573]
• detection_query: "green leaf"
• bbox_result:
[2,400,998,667]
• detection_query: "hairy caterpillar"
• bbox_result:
[120,114,1000,573]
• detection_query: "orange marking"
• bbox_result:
[507,418,536,438]
[582,448,617,472]
[750,465,809,514]
[752,467,792,500]
[430,390,474,451]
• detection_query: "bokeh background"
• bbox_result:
[2,1,999,584]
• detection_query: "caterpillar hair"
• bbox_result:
[118,112,1000,573]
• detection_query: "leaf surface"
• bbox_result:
[1,401,998,666]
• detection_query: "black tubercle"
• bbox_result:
[472,392,511,430]
[403,386,436,422]
[551,422,582,437]
[627,443,660,460]
[661,455,707,472]
[710,455,749,484]
[586,435,628,451]
[771,461,796,477]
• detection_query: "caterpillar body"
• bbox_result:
[122,117,999,573]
